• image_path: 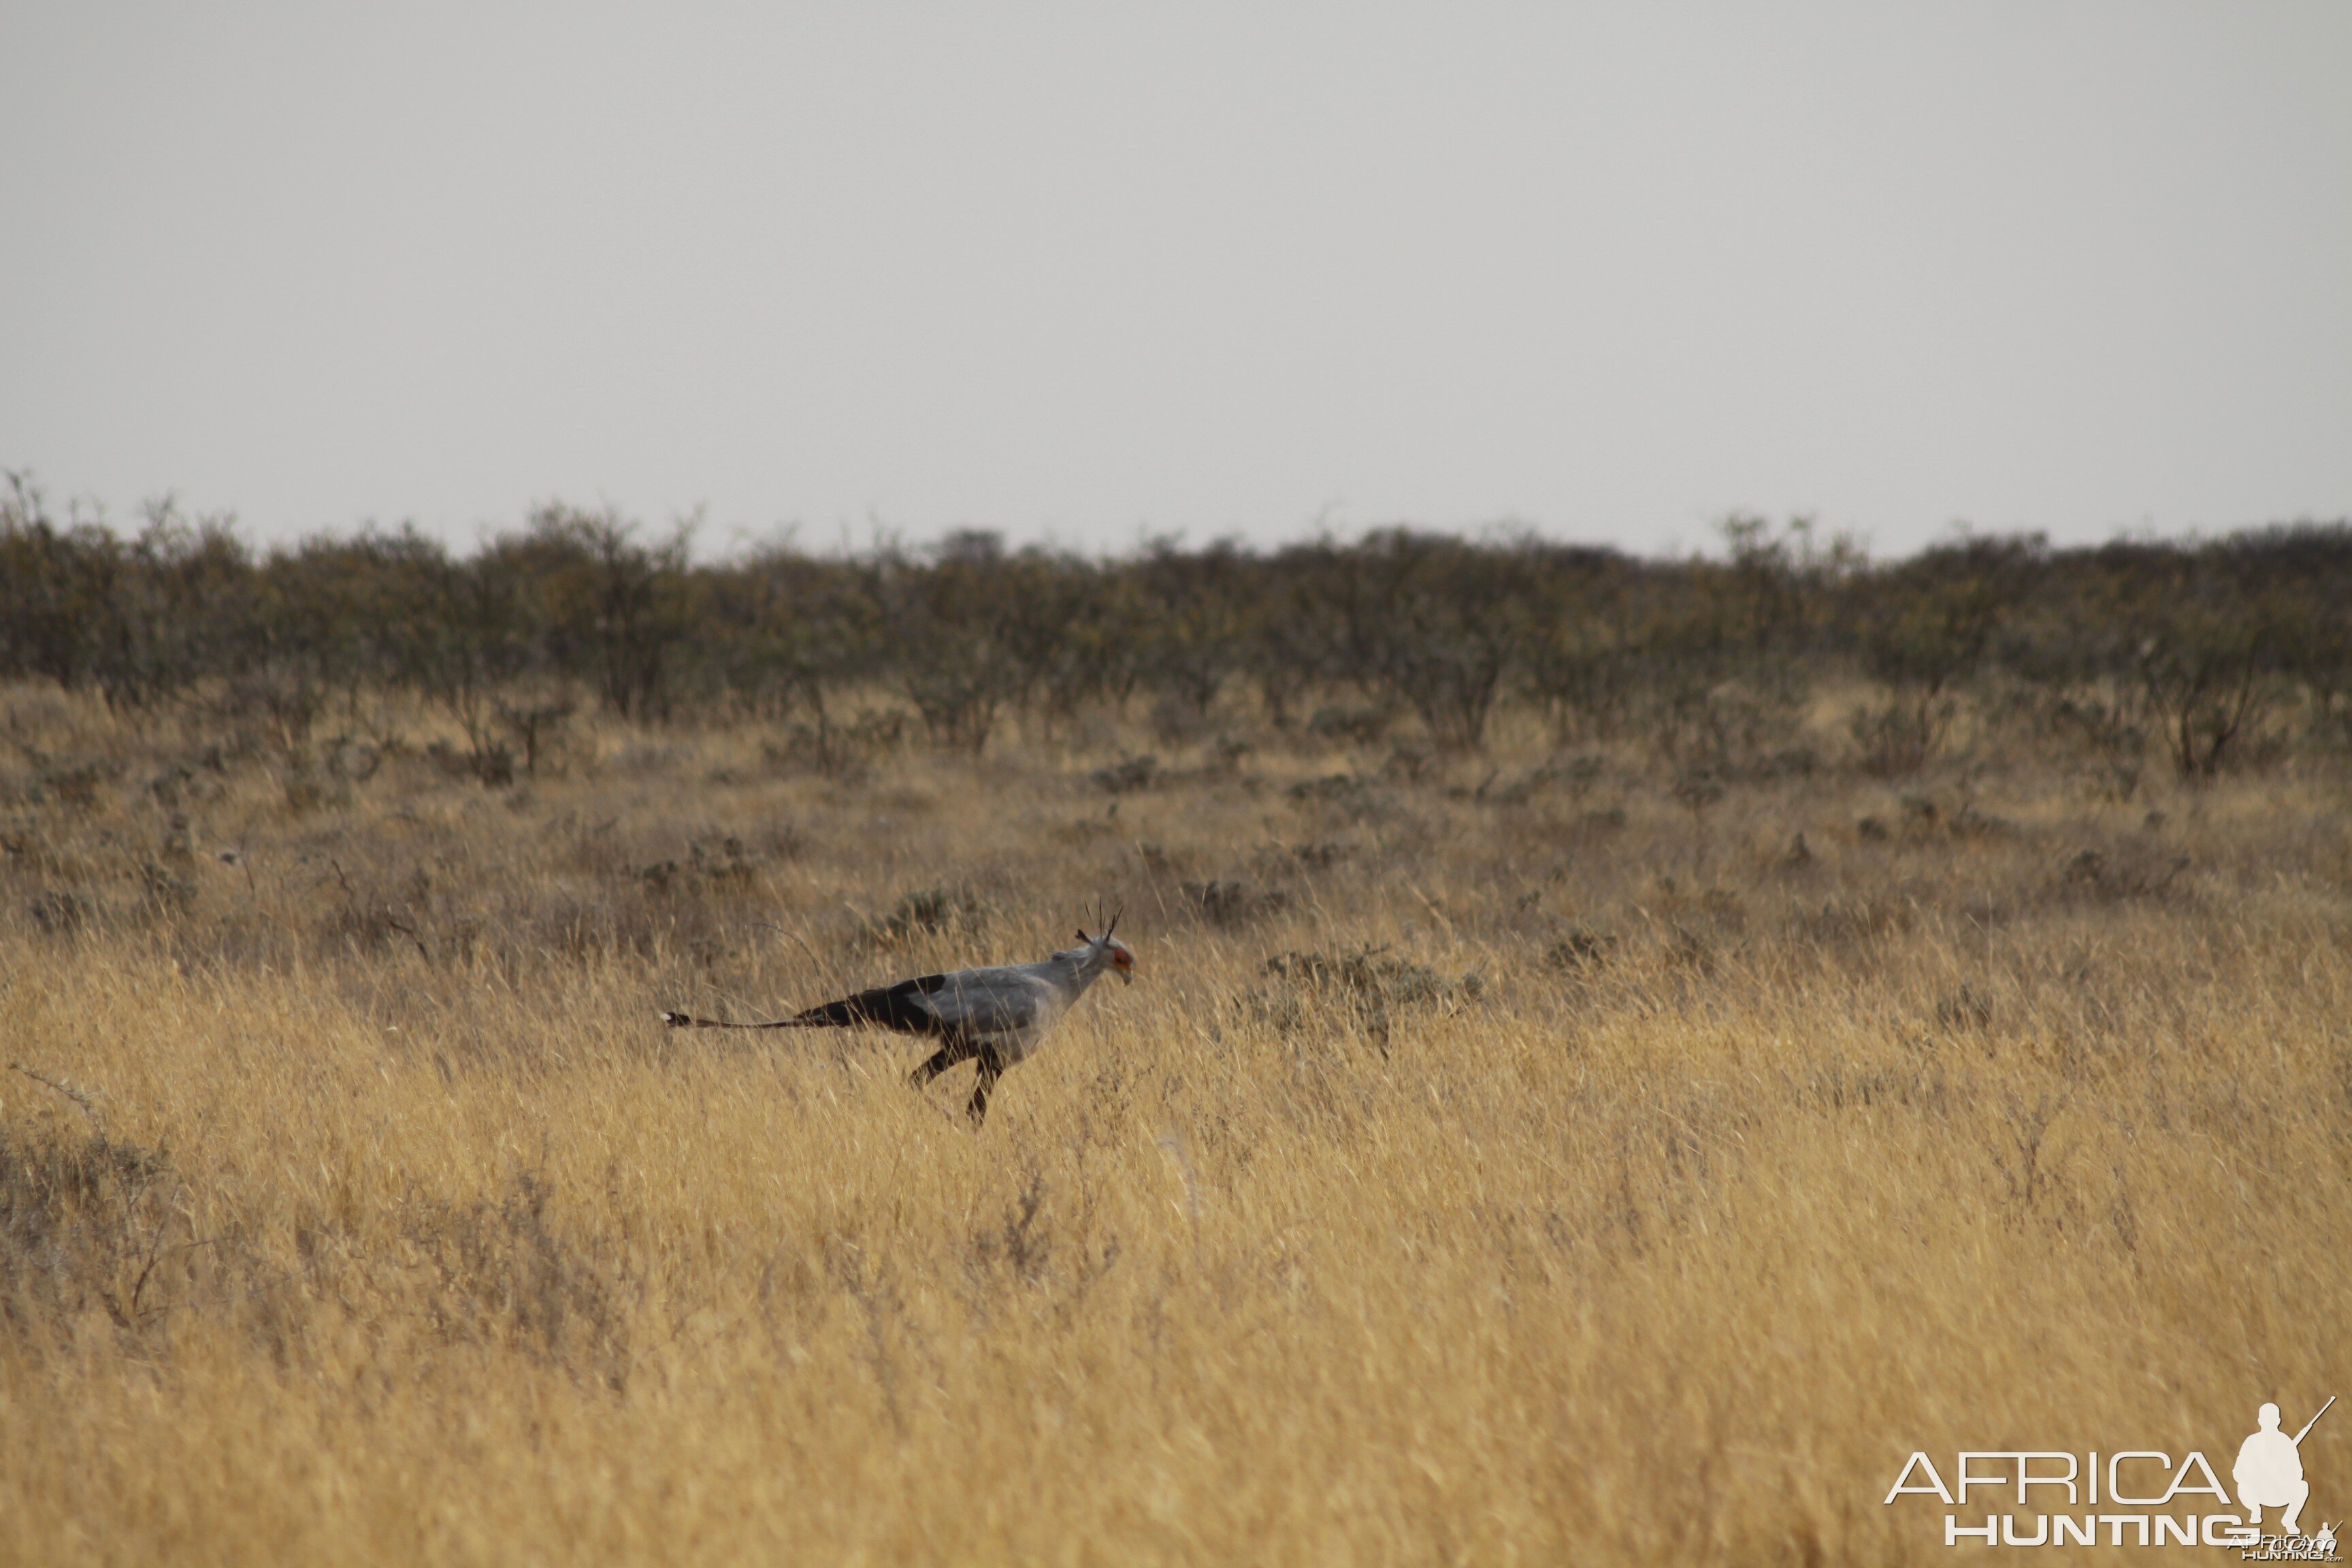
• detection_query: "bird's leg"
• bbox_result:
[909,1043,965,1088]
[966,1047,1005,1128]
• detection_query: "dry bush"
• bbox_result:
[1,680,2350,1565]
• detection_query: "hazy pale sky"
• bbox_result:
[3,3,2347,559]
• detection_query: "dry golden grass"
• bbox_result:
[3,687,2349,1565]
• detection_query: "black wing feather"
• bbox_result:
[793,973,952,1034]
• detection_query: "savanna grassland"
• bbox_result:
[3,670,2350,1567]
[4,494,2352,1563]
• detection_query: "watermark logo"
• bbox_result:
[1883,1398,2337,1556]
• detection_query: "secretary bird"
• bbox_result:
[661,915,1134,1126]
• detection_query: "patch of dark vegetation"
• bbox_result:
[1795,894,1914,952]
[2053,847,2192,904]
[1286,773,1362,804]
[1177,879,1290,929]
[641,832,763,896]
[862,885,995,947]
[1091,755,1158,794]
[1545,926,1616,971]
[1936,984,1997,1032]
[1473,752,1607,806]
[2,754,126,813]
[399,1173,637,1389]
[0,1115,207,1336]
[1306,704,1394,747]
[761,711,904,781]
[1256,947,1484,1052]
[1,1110,638,1390]
[1249,839,1352,877]
[27,888,94,935]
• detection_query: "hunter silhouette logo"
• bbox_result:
[1882,1396,2338,1555]
[2240,1399,2332,1538]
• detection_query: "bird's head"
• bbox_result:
[1080,906,1136,985]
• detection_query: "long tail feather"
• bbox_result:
[662,976,949,1037]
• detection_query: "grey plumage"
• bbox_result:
[662,919,1135,1125]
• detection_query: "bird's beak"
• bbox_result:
[1116,967,1134,985]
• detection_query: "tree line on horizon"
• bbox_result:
[3,471,2348,785]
